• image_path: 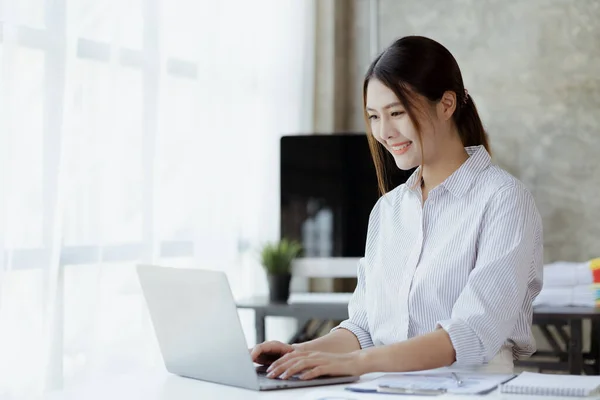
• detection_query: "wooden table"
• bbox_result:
[237,298,600,375]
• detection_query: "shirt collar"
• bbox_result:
[405,145,491,198]
[442,145,491,197]
[405,166,422,191]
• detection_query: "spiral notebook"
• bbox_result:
[500,372,600,397]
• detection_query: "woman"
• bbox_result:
[251,36,543,380]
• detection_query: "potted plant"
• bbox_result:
[259,239,303,303]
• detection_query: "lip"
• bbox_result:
[389,141,412,155]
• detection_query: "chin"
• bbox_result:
[393,156,419,171]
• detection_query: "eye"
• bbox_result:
[390,111,405,117]
[368,114,379,121]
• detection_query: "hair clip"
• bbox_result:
[463,88,469,104]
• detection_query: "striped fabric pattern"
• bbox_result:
[335,146,543,366]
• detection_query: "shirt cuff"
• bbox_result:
[332,320,374,349]
[437,318,485,366]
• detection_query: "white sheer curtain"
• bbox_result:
[0,0,314,397]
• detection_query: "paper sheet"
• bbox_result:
[347,371,514,395]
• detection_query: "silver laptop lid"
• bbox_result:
[136,265,259,390]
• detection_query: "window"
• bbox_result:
[63,61,144,245]
[0,1,313,395]
[2,0,196,267]
[0,1,196,394]
[5,47,45,248]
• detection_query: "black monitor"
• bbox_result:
[280,133,413,258]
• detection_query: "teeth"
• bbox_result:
[392,143,411,151]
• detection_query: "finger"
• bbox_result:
[273,351,306,368]
[267,358,309,379]
[250,344,264,361]
[257,354,282,366]
[280,359,324,380]
[249,347,264,359]
[252,341,280,354]
[269,356,323,380]
[266,352,298,374]
[250,348,264,362]
[300,365,331,380]
[251,342,281,362]
[254,341,292,360]
[266,350,306,371]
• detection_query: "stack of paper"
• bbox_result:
[534,258,600,307]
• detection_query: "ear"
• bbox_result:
[437,91,457,121]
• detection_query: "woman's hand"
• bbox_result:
[266,350,364,380]
[250,341,296,366]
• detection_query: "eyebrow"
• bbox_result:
[365,101,402,112]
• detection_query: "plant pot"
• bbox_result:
[267,273,291,303]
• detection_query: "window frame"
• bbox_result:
[1,0,201,390]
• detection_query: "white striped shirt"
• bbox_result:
[336,145,543,366]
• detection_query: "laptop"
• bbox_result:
[136,264,359,390]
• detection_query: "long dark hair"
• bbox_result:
[364,36,490,194]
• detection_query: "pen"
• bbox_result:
[451,372,464,387]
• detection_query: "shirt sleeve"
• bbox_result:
[332,257,375,349]
[437,184,543,365]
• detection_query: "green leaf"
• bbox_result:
[258,238,303,275]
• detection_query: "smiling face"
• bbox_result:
[361,36,487,195]
[365,78,438,171]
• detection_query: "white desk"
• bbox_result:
[41,369,570,400]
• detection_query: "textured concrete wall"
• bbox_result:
[347,0,600,263]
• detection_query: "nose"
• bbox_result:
[379,117,398,141]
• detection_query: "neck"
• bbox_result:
[421,135,469,196]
